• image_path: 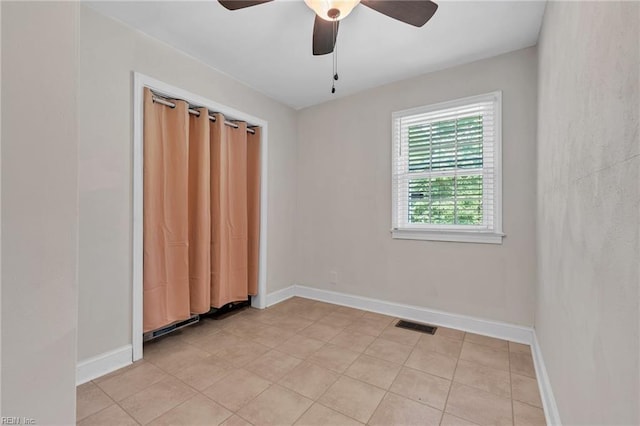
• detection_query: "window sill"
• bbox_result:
[391,229,505,244]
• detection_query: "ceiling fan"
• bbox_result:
[218,0,439,55]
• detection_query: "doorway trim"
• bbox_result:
[132,72,269,361]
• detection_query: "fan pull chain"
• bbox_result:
[331,19,338,94]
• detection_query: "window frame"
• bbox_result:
[391,91,504,244]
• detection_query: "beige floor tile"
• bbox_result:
[172,355,232,391]
[301,322,344,342]
[144,341,210,374]
[296,303,338,321]
[189,330,245,355]
[440,413,480,426]
[284,296,317,307]
[311,300,339,309]
[77,404,138,426]
[142,335,181,354]
[119,376,196,425]
[149,393,232,425]
[368,311,398,328]
[464,333,509,351]
[263,314,315,332]
[390,366,451,410]
[435,327,465,341]
[202,369,272,411]
[364,338,414,364]
[175,320,223,345]
[445,382,512,426]
[346,318,389,337]
[250,309,285,326]
[76,382,114,421]
[237,306,267,317]
[268,297,298,307]
[378,324,421,346]
[268,301,308,317]
[318,311,358,328]
[459,341,510,371]
[251,325,295,348]
[294,296,322,309]
[245,349,302,382]
[512,373,542,408]
[368,392,442,426]
[416,334,463,358]
[83,301,548,426]
[344,354,401,389]
[333,306,366,318]
[405,348,457,380]
[510,352,536,378]
[278,361,340,399]
[172,329,220,349]
[318,376,385,423]
[509,342,531,354]
[96,362,167,401]
[223,317,269,339]
[221,415,254,426]
[453,359,511,398]
[294,403,362,426]
[328,329,376,353]
[277,334,325,359]
[237,385,313,426]
[307,344,360,373]
[362,311,395,322]
[215,339,271,367]
[513,401,546,426]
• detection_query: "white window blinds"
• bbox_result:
[392,91,503,243]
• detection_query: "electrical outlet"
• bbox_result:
[329,270,338,286]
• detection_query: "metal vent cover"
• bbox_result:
[395,319,437,335]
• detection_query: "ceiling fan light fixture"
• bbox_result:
[304,0,360,21]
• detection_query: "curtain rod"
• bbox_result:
[152,96,256,134]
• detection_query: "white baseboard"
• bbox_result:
[269,284,560,425]
[76,286,293,385]
[76,345,132,385]
[265,285,296,307]
[294,285,533,344]
[531,332,562,425]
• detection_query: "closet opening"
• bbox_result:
[132,73,269,360]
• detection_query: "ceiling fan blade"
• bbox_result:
[313,15,339,56]
[218,0,273,11]
[360,0,438,27]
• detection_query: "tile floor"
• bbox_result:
[77,297,546,425]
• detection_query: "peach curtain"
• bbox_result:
[143,89,261,332]
[188,107,212,314]
[143,88,191,332]
[210,114,249,307]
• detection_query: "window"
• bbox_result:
[391,91,503,244]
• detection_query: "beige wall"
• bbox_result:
[296,47,538,326]
[1,2,79,422]
[536,2,639,424]
[0,1,3,414]
[78,7,298,361]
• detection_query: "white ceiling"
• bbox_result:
[87,0,546,109]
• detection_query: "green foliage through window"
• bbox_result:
[407,116,484,225]
[409,176,483,225]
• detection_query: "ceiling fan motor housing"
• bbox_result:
[327,8,341,19]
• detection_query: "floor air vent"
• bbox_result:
[395,320,437,335]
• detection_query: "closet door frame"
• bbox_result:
[132,72,269,361]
